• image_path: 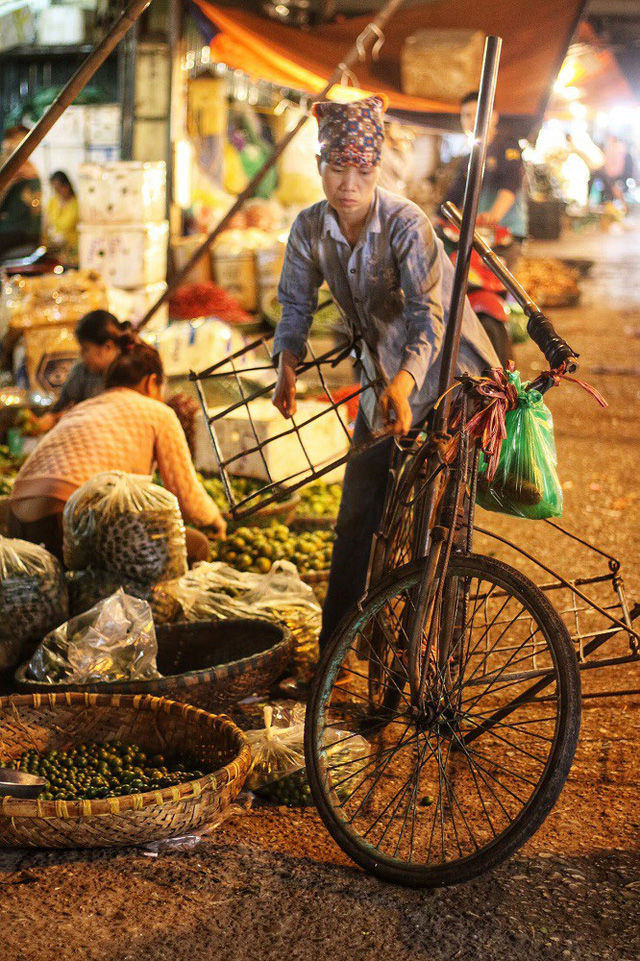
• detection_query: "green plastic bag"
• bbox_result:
[476,371,563,520]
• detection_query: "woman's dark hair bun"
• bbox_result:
[105,340,164,390]
[120,320,134,333]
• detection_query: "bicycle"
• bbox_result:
[301,214,639,888]
[193,209,639,890]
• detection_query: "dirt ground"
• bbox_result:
[1,220,639,961]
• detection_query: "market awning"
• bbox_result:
[546,21,634,117]
[193,0,587,120]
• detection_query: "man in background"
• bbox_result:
[446,91,527,267]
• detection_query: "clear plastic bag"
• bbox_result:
[246,704,368,806]
[245,704,306,792]
[0,536,68,664]
[476,372,563,520]
[164,559,321,626]
[63,472,188,582]
[26,588,160,684]
[164,560,322,679]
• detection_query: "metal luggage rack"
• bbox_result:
[190,333,385,519]
[476,519,640,699]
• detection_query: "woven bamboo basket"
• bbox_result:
[300,569,330,586]
[291,514,336,531]
[15,619,293,711]
[0,692,250,848]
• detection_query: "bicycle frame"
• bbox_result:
[372,391,640,718]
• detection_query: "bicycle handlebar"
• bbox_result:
[440,202,579,373]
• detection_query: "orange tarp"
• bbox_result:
[194,0,586,116]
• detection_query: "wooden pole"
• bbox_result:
[136,0,407,330]
[0,0,152,193]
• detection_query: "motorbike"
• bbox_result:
[436,218,515,368]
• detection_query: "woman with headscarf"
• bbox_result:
[271,94,498,650]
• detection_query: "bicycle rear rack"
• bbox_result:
[475,519,639,700]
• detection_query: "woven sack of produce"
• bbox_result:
[26,588,160,685]
[0,536,68,668]
[63,472,188,582]
[67,569,181,626]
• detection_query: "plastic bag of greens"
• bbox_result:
[246,704,368,806]
[163,559,321,626]
[26,588,160,684]
[245,704,305,793]
[0,536,68,667]
[63,472,187,582]
[163,560,322,678]
[476,371,563,520]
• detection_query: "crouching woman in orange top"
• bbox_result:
[9,334,225,563]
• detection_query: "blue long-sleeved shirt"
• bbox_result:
[274,187,498,428]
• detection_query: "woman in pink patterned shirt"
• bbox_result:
[9,336,225,561]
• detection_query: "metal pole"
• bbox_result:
[120,15,140,160]
[0,0,152,194]
[136,0,407,330]
[433,35,502,432]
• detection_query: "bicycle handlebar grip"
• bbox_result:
[526,311,579,372]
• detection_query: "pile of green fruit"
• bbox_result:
[259,767,314,806]
[210,523,335,576]
[259,762,355,807]
[298,481,341,519]
[0,444,24,496]
[6,741,207,801]
[200,475,265,511]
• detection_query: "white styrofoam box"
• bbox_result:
[85,145,120,165]
[0,1,39,53]
[153,317,244,380]
[198,399,348,482]
[36,6,85,45]
[86,104,121,146]
[107,282,168,332]
[41,105,87,147]
[77,161,166,224]
[78,221,168,289]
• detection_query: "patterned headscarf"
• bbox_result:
[312,95,388,168]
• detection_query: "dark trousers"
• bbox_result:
[319,412,394,650]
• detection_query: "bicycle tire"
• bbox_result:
[305,553,581,888]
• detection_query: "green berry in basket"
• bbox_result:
[9,741,210,802]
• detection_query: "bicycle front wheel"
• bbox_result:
[305,553,581,888]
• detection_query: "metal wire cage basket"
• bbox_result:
[190,334,384,519]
